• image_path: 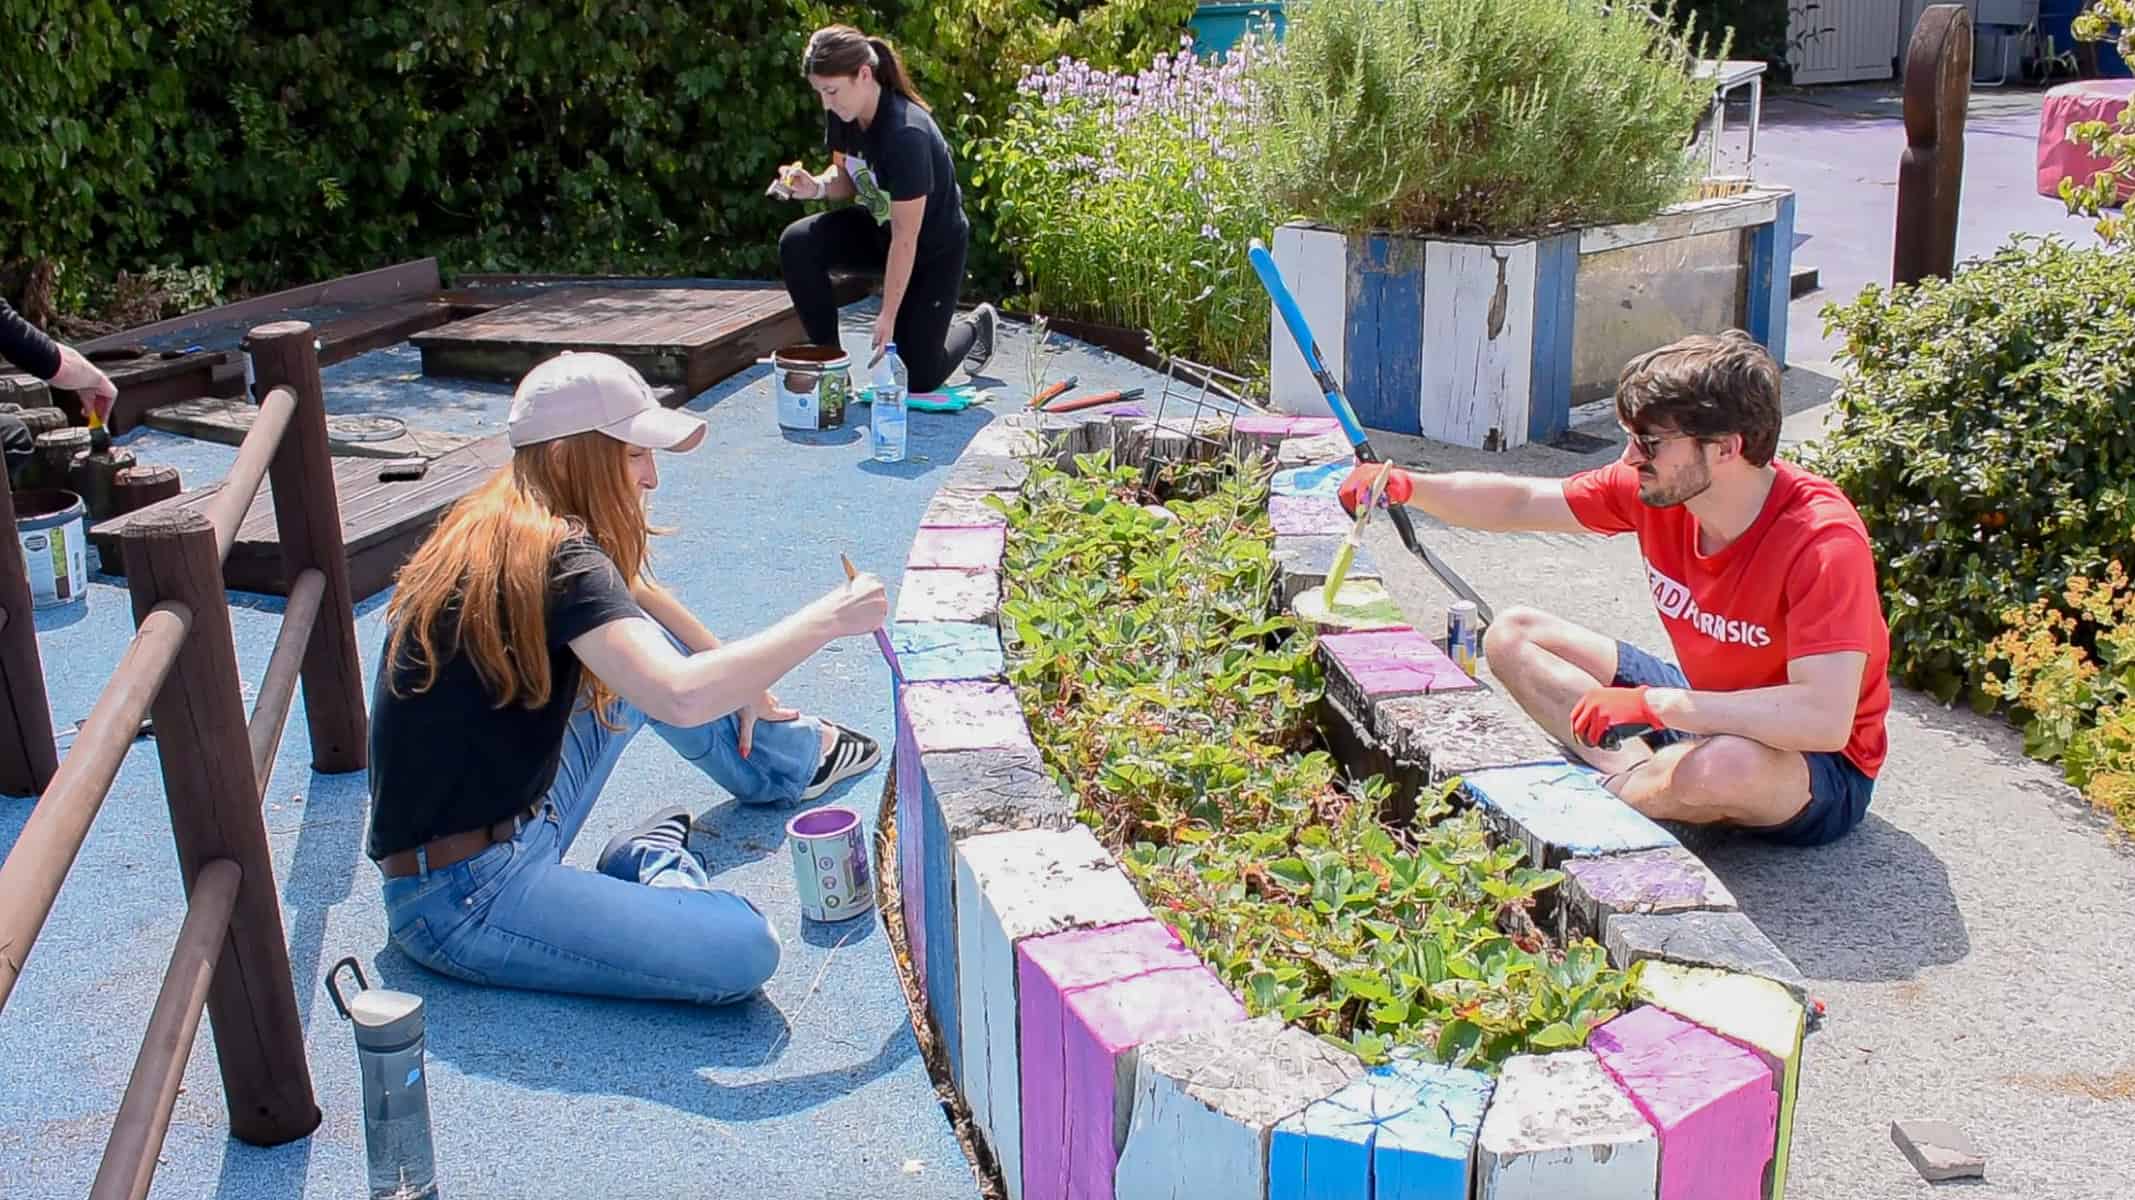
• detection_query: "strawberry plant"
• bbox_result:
[995,453,1628,1070]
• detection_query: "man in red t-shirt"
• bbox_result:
[1338,331,1890,846]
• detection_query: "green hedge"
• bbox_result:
[4,1,1191,308]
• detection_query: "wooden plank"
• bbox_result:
[1268,224,1346,420]
[142,396,481,460]
[3,350,235,435]
[78,259,442,353]
[316,300,457,366]
[1420,238,1538,452]
[411,285,820,395]
[89,434,511,598]
[1578,191,1785,255]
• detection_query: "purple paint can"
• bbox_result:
[786,805,874,922]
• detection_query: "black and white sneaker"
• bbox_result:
[963,303,998,377]
[802,723,882,800]
[596,804,693,878]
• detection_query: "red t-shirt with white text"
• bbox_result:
[1562,460,1891,777]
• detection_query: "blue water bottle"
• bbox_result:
[871,343,908,464]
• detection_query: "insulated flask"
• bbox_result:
[327,957,440,1199]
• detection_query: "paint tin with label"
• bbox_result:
[786,804,873,922]
[1447,600,1481,676]
[767,344,851,431]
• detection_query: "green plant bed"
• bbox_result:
[993,452,1628,1070]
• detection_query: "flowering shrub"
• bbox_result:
[996,454,1630,1070]
[1986,564,2135,837]
[1253,0,1720,237]
[969,36,1282,375]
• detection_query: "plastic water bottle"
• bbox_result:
[328,958,440,1199]
[871,342,908,464]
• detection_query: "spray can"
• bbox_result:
[327,957,440,1199]
[1447,601,1481,676]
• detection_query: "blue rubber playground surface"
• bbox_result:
[0,289,1185,1199]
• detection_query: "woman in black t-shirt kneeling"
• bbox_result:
[366,351,889,1005]
[771,24,998,394]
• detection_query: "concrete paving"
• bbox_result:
[1353,80,2135,1199]
[0,300,1175,1200]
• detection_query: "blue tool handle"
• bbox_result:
[1247,237,1496,626]
[1248,239,1368,450]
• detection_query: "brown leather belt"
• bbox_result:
[377,801,543,879]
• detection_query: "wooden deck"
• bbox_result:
[412,285,821,395]
[90,433,514,599]
[73,275,868,598]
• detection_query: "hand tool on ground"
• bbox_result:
[1041,386,1143,414]
[841,552,903,682]
[1027,375,1077,409]
[1248,238,1495,627]
[1321,461,1393,605]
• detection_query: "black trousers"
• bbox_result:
[1,414,31,485]
[779,206,975,395]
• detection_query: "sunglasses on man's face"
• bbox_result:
[1624,428,1701,460]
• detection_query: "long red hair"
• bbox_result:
[385,432,647,716]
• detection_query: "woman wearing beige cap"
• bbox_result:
[364,351,889,1004]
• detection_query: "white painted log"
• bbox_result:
[1114,1016,1363,1200]
[954,827,1150,1200]
[1478,1052,1661,1199]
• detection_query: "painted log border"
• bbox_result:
[883,410,1815,1200]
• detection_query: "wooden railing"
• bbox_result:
[0,321,368,1199]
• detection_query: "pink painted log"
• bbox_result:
[909,525,1008,571]
[906,681,1030,755]
[1268,494,1353,537]
[1319,627,1480,697]
[1590,1005,1778,1200]
[1019,920,1248,1200]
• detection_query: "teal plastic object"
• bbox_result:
[1188,3,1285,54]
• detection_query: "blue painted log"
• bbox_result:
[1271,1059,1495,1199]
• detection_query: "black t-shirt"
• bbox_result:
[366,537,643,860]
[825,91,968,261]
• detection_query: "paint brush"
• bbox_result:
[1320,462,1392,606]
[841,553,903,681]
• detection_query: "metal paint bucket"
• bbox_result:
[14,488,87,609]
[786,804,873,922]
[766,344,851,431]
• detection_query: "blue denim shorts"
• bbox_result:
[1612,640,1873,847]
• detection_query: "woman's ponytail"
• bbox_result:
[865,36,930,112]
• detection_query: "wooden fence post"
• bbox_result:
[122,510,319,1147]
[1895,5,1974,287]
[241,322,368,773]
[0,482,58,796]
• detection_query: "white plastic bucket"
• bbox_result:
[766,344,852,431]
[14,489,87,609]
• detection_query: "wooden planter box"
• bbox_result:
[1269,187,1796,450]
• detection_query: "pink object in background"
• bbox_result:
[2037,79,2135,203]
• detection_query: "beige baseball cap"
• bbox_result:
[506,351,707,452]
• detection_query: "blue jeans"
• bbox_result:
[1612,640,1875,847]
[379,696,825,1005]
